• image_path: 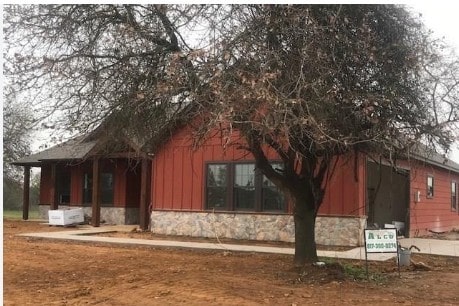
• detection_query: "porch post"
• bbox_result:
[22,166,31,220]
[91,158,101,227]
[139,158,151,230]
[50,164,59,210]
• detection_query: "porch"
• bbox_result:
[12,137,152,229]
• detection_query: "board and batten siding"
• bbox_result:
[39,164,53,204]
[152,125,364,216]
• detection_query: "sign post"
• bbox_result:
[364,229,399,279]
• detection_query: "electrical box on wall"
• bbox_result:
[414,190,421,203]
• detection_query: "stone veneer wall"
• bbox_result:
[39,205,139,225]
[150,211,367,246]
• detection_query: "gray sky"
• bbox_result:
[409,2,459,162]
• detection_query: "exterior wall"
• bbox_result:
[152,126,365,216]
[38,159,140,208]
[152,128,279,211]
[40,164,53,204]
[404,159,459,236]
[319,154,366,216]
[70,163,84,205]
[39,204,139,225]
[151,125,367,246]
[150,211,367,246]
[125,163,142,207]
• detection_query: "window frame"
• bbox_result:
[82,172,93,206]
[426,175,434,198]
[81,170,115,207]
[100,172,115,206]
[56,167,71,205]
[233,163,257,211]
[205,161,286,213]
[260,163,285,212]
[205,163,230,210]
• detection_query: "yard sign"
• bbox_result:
[364,228,399,278]
[364,229,398,253]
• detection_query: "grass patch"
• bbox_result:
[342,263,371,281]
[320,257,388,283]
[3,209,40,220]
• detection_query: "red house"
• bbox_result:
[14,123,459,246]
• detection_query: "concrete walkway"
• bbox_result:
[398,237,459,257]
[19,225,459,261]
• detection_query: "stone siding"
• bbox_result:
[150,211,367,246]
[39,205,139,225]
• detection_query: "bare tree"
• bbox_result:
[3,86,34,181]
[190,5,459,264]
[4,4,459,265]
[4,4,216,134]
[3,86,35,210]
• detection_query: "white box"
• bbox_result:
[48,208,84,226]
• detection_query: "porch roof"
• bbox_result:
[12,137,97,166]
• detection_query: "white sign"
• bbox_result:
[364,229,398,253]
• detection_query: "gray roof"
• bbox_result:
[409,144,459,174]
[12,137,97,166]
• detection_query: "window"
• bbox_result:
[57,168,71,204]
[206,162,285,212]
[234,164,256,210]
[206,164,228,209]
[100,172,114,205]
[452,182,457,211]
[81,171,114,206]
[262,172,285,211]
[427,175,434,198]
[82,173,93,205]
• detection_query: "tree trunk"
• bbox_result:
[293,197,318,266]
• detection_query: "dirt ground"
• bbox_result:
[3,219,459,305]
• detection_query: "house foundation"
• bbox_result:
[39,205,139,225]
[150,211,366,246]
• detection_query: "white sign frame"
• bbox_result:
[364,229,398,253]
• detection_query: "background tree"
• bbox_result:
[4,4,459,265]
[3,86,35,210]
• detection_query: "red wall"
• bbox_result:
[405,159,459,236]
[319,154,366,216]
[39,159,140,208]
[125,162,142,207]
[39,165,53,204]
[152,126,364,216]
[152,123,459,234]
[153,128,271,211]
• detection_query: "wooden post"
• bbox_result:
[50,164,59,210]
[91,158,101,227]
[22,166,31,220]
[139,158,151,230]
